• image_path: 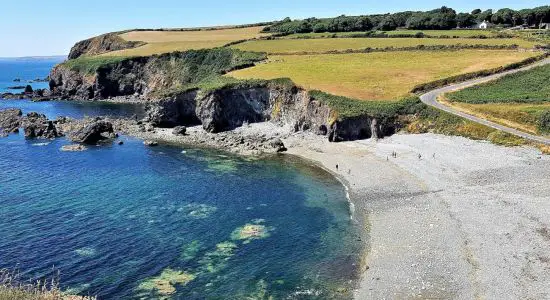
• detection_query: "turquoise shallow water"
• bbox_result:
[0,60,363,299]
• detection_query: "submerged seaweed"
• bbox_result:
[136,268,196,298]
[198,242,238,273]
[231,220,274,244]
[178,203,217,219]
[180,240,203,262]
[74,247,97,257]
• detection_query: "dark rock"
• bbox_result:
[172,126,187,135]
[24,85,33,94]
[19,112,64,139]
[198,88,271,133]
[23,119,61,139]
[143,140,158,147]
[68,120,114,144]
[328,116,395,142]
[0,93,25,100]
[27,112,46,119]
[145,91,200,127]
[0,108,23,135]
[316,125,328,135]
[269,138,287,152]
[13,78,21,82]
[118,140,124,145]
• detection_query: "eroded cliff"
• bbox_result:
[49,48,404,142]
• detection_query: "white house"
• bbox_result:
[478,21,494,30]
[540,23,550,30]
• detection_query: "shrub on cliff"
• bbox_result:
[539,110,550,133]
[309,90,422,119]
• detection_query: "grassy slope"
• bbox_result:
[231,38,536,54]
[103,27,269,57]
[448,64,550,104]
[228,50,539,100]
[443,64,550,135]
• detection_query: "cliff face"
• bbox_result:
[49,50,398,142]
[68,34,144,59]
[50,49,265,100]
[145,84,397,141]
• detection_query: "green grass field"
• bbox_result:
[448,64,550,104]
[231,37,536,54]
[102,27,269,57]
[445,63,550,135]
[228,50,539,100]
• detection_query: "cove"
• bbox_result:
[0,99,364,298]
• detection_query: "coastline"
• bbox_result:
[122,120,550,299]
[3,97,550,297]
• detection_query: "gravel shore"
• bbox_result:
[284,133,550,299]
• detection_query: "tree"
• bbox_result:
[492,8,516,25]
[471,9,482,15]
[429,6,457,29]
[313,23,328,33]
[477,9,493,22]
[379,16,398,31]
[354,16,373,31]
[457,13,476,28]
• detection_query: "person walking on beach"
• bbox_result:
[336,164,339,171]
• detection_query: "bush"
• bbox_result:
[539,110,550,133]
[309,90,421,119]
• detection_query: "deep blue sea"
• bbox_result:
[0,57,65,93]
[0,59,363,299]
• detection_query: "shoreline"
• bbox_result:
[3,101,550,297]
[121,120,550,299]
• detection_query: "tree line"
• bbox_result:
[262,6,550,34]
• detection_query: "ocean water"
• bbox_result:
[0,57,65,93]
[0,59,363,299]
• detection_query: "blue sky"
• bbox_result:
[1,0,548,57]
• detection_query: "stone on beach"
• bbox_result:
[172,126,187,136]
[143,140,158,146]
[61,144,88,152]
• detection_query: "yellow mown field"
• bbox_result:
[103,26,269,57]
[228,50,540,100]
[231,37,537,54]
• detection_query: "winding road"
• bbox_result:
[420,57,550,145]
